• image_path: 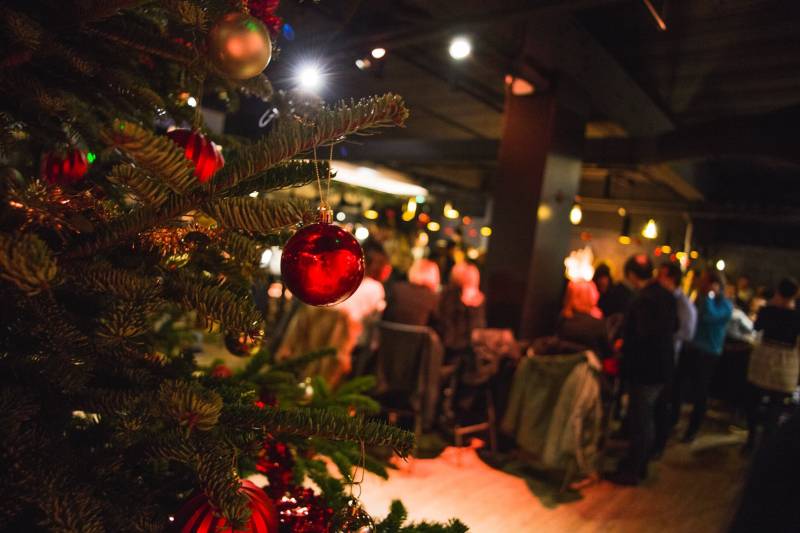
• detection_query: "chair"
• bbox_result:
[451,328,521,452]
[371,321,444,455]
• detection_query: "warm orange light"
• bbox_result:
[480,226,492,237]
[462,215,472,225]
[364,209,378,220]
[418,213,430,223]
[618,235,632,245]
[427,221,441,231]
[660,245,672,254]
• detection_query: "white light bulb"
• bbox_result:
[335,211,346,222]
[186,96,197,107]
[569,204,583,225]
[297,64,322,92]
[371,47,386,59]
[449,37,472,60]
[355,226,370,241]
[716,259,726,271]
[260,248,273,268]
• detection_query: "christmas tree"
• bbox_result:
[0,1,466,531]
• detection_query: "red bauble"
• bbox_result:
[167,129,225,183]
[172,479,278,533]
[41,148,89,185]
[280,222,364,306]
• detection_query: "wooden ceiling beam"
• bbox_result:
[584,107,800,166]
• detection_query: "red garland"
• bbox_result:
[257,440,333,533]
[246,0,283,35]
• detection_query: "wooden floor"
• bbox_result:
[359,431,747,533]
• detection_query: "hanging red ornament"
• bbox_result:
[171,479,278,533]
[280,211,365,306]
[224,330,263,357]
[208,12,273,79]
[41,148,90,185]
[166,129,225,183]
[246,0,283,36]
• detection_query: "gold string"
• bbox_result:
[349,440,366,499]
[312,144,326,209]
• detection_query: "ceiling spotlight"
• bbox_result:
[297,63,323,92]
[448,37,472,60]
[370,47,386,59]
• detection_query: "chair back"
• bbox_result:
[465,328,521,386]
[373,321,444,429]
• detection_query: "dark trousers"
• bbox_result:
[671,345,718,437]
[653,375,674,454]
[746,384,792,448]
[620,383,663,478]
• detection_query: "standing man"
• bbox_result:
[610,255,678,485]
[672,270,733,443]
[653,262,698,456]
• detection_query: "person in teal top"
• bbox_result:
[671,270,734,442]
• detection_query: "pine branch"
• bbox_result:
[235,74,274,101]
[204,197,307,234]
[220,231,266,266]
[222,405,415,457]
[103,120,197,194]
[224,160,322,197]
[107,163,173,206]
[0,233,57,295]
[167,275,263,332]
[270,347,337,376]
[211,93,409,193]
[87,27,194,65]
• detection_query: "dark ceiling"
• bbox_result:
[249,0,800,245]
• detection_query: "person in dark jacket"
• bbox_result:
[383,258,441,327]
[610,254,678,485]
[438,261,486,360]
[594,262,635,333]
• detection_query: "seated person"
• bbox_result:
[557,280,610,359]
[383,258,441,327]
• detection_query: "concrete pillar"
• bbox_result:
[485,88,585,339]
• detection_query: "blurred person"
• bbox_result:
[594,262,635,325]
[335,239,392,353]
[383,258,440,327]
[557,279,610,359]
[653,262,697,456]
[438,261,486,361]
[745,277,800,451]
[672,270,733,443]
[609,254,678,485]
[735,274,754,311]
[749,286,772,321]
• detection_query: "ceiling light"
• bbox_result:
[186,96,198,107]
[690,250,699,259]
[296,63,323,92]
[480,226,492,237]
[370,47,386,59]
[364,209,378,220]
[642,218,658,240]
[443,202,459,219]
[427,221,441,232]
[618,235,632,245]
[448,37,471,60]
[332,161,428,197]
[716,259,726,271]
[569,203,583,225]
[355,58,372,70]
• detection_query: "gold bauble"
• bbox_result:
[208,12,272,80]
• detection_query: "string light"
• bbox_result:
[716,259,726,271]
[467,248,480,260]
[480,226,492,237]
[335,211,346,222]
[371,47,386,59]
[618,235,632,245]
[642,218,658,239]
[364,209,378,220]
[355,58,371,70]
[187,96,198,107]
[449,36,472,60]
[690,250,699,259]
[427,221,441,231]
[660,245,672,254]
[618,207,627,217]
[443,202,459,219]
